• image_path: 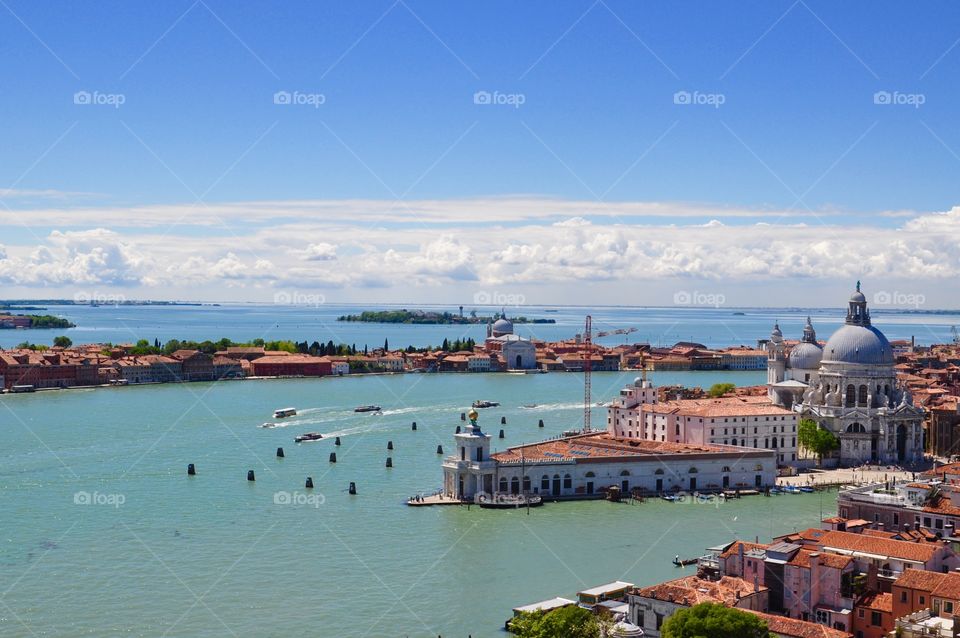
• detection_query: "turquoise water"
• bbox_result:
[4,302,959,349]
[0,371,835,637]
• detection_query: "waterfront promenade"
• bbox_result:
[778,465,917,488]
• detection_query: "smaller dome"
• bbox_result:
[770,322,783,343]
[789,342,822,369]
[850,290,866,303]
[492,317,513,335]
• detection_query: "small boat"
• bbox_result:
[672,556,698,567]
[354,405,381,413]
[294,432,323,443]
[477,494,543,509]
[783,486,802,494]
[768,487,782,495]
[274,407,297,418]
[732,311,745,316]
[472,400,499,408]
[661,494,677,502]
[799,486,815,493]
[562,429,580,437]
[522,404,538,409]
[260,422,277,429]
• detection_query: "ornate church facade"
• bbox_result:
[767,284,924,466]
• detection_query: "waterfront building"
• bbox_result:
[249,354,332,377]
[171,349,215,382]
[606,375,799,466]
[484,313,537,370]
[441,410,776,501]
[466,353,490,372]
[768,284,925,466]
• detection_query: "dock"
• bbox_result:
[406,493,464,507]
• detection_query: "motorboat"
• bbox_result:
[354,405,382,413]
[799,486,815,493]
[472,400,499,408]
[274,407,297,418]
[294,432,323,443]
[260,422,277,429]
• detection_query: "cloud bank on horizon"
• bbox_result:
[0,196,957,307]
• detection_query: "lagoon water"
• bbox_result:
[0,370,839,637]
[3,302,959,350]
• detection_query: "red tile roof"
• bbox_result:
[818,530,940,563]
[746,610,852,638]
[633,575,765,607]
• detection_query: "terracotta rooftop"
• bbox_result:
[931,571,960,601]
[491,433,759,463]
[857,591,892,612]
[818,530,940,563]
[641,396,795,418]
[633,575,765,607]
[746,610,852,638]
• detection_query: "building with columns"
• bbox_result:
[768,283,924,466]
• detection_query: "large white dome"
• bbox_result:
[822,324,894,365]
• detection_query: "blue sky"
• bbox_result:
[2,1,960,306]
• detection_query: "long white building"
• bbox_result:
[441,411,777,502]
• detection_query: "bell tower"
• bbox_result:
[767,321,786,403]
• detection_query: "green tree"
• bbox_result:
[510,605,603,638]
[53,336,73,348]
[708,382,736,397]
[662,603,772,638]
[797,418,839,467]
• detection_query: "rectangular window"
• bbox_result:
[871,611,881,626]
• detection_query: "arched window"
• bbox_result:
[846,422,865,433]
[563,474,572,489]
[731,438,738,446]
[688,467,698,474]
[859,385,868,406]
[754,464,764,471]
[845,384,856,407]
[721,466,731,473]
[654,469,664,475]
[541,475,549,491]
[499,477,508,493]
[585,471,596,478]
[523,475,531,492]
[510,477,520,495]
[620,470,630,476]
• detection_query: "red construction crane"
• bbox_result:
[583,315,592,433]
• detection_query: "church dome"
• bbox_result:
[822,324,894,365]
[491,317,513,336]
[789,342,822,369]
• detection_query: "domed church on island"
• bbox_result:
[767,282,924,466]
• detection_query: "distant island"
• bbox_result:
[0,314,76,329]
[337,310,556,325]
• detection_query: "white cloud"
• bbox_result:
[297,242,338,261]
[0,199,958,303]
